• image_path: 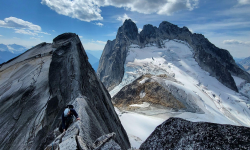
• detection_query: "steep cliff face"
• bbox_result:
[97,20,138,91]
[97,19,250,92]
[0,33,130,150]
[157,21,250,92]
[140,117,250,149]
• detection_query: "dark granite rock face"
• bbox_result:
[140,117,250,149]
[97,20,250,92]
[97,19,138,91]
[139,24,157,44]
[122,19,138,41]
[0,33,130,150]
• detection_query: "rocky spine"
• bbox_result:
[0,33,130,150]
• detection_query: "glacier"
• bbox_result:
[111,39,250,148]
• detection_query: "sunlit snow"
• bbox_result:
[111,40,250,148]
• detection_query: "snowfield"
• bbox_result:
[111,40,250,148]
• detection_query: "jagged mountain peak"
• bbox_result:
[140,24,157,40]
[118,19,138,41]
[98,20,250,92]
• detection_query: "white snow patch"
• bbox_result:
[130,102,150,108]
[139,77,149,84]
[115,107,165,149]
[139,90,146,98]
[232,75,246,86]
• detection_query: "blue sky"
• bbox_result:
[0,0,249,58]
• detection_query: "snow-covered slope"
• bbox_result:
[98,20,250,93]
[111,39,250,148]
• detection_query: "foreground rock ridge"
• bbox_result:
[140,117,250,149]
[97,19,250,92]
[0,33,130,150]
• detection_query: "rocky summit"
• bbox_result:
[97,19,250,92]
[140,117,250,149]
[0,33,130,150]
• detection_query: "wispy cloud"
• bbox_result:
[96,40,106,44]
[106,32,116,37]
[0,17,50,36]
[14,29,50,36]
[0,17,41,30]
[238,0,250,5]
[30,37,40,40]
[14,29,38,36]
[0,35,2,36]
[216,6,250,17]
[37,31,50,35]
[188,20,250,33]
[80,39,106,50]
[52,30,55,32]
[95,22,103,26]
[223,39,250,46]
[117,14,134,24]
[138,28,142,32]
[41,0,199,22]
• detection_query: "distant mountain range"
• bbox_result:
[0,44,26,64]
[0,51,18,64]
[0,44,26,53]
[0,44,101,71]
[86,50,103,59]
[85,51,100,71]
[237,56,250,74]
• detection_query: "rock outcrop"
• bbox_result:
[112,74,204,114]
[97,19,250,92]
[0,33,130,150]
[97,20,138,91]
[140,117,250,149]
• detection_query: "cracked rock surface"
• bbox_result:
[0,33,130,150]
[140,117,250,149]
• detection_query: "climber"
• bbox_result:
[59,106,80,133]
